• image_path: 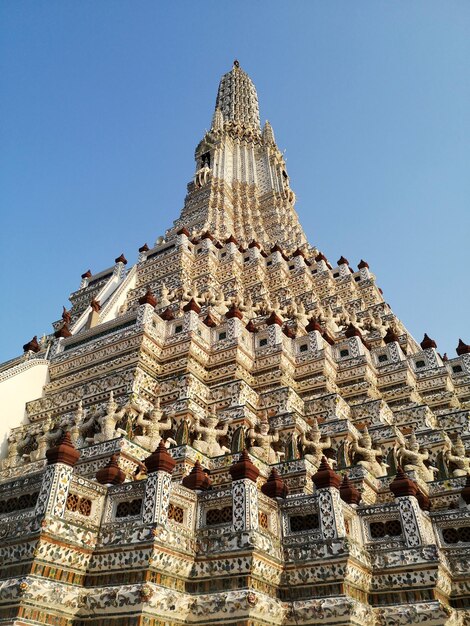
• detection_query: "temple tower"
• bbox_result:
[0,62,469,626]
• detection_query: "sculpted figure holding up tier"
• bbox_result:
[69,400,97,447]
[397,432,436,482]
[133,398,176,451]
[300,418,331,469]
[192,409,230,457]
[1,431,20,469]
[91,391,127,444]
[445,436,470,477]
[350,427,387,478]
[247,412,280,464]
[30,419,62,462]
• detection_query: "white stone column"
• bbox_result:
[142,441,176,526]
[34,432,80,520]
[229,450,260,532]
[143,471,173,526]
[312,457,347,540]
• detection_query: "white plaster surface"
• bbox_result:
[0,359,49,460]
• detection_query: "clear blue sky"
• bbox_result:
[1,1,469,361]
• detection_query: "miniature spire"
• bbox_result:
[457,339,470,356]
[246,320,258,333]
[261,468,288,499]
[159,307,175,321]
[389,465,418,498]
[144,441,176,475]
[226,303,243,320]
[96,454,126,485]
[383,327,399,344]
[46,432,80,467]
[62,306,71,324]
[23,336,40,353]
[54,323,72,339]
[212,107,224,132]
[266,311,283,326]
[339,473,361,505]
[262,120,276,145]
[420,333,437,350]
[183,298,201,314]
[306,317,323,333]
[229,449,260,482]
[115,253,128,265]
[312,456,341,490]
[203,312,218,328]
[138,288,157,307]
[182,460,211,491]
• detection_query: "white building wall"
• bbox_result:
[0,360,49,460]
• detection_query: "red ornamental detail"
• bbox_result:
[229,449,260,483]
[177,227,190,237]
[144,441,176,475]
[357,259,369,269]
[203,313,218,328]
[23,336,40,353]
[337,256,349,266]
[339,474,361,505]
[201,231,214,241]
[248,240,261,249]
[389,466,418,498]
[345,323,362,339]
[420,333,437,350]
[96,454,126,485]
[138,288,157,307]
[46,432,80,468]
[266,311,283,326]
[159,307,175,321]
[139,243,150,253]
[183,298,201,314]
[312,457,341,490]
[384,327,399,344]
[182,460,211,491]
[54,323,72,339]
[90,299,101,313]
[226,304,243,320]
[261,468,288,499]
[62,306,72,324]
[225,234,238,245]
[456,339,470,356]
[81,269,92,279]
[246,320,258,333]
[345,324,370,350]
[115,253,128,265]
[306,317,323,333]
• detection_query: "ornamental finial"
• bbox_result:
[233,59,240,68]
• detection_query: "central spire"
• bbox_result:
[215,60,260,129]
[166,62,308,252]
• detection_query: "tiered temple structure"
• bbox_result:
[1,61,470,626]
